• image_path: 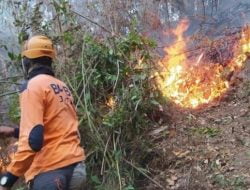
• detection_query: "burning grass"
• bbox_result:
[155,19,250,109]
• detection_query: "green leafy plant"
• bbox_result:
[212,174,247,189]
[192,126,220,137]
[64,32,159,189]
[7,94,20,124]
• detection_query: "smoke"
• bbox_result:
[149,0,250,55]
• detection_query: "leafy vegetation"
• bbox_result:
[65,32,160,189]
[212,174,247,189]
[1,1,163,189]
[7,94,20,124]
[192,126,220,138]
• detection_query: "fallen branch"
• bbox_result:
[123,159,166,190]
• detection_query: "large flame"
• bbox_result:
[156,20,250,109]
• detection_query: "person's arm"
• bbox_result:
[0,126,19,138]
[0,84,45,188]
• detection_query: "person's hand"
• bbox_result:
[0,126,14,137]
[0,186,10,190]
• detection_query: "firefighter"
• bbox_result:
[0,35,86,190]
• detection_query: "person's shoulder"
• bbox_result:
[29,74,53,84]
[48,76,66,86]
[27,75,53,91]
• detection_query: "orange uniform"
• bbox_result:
[6,69,85,183]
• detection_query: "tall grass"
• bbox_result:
[63,33,160,189]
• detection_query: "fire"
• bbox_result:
[106,96,116,109]
[156,20,250,109]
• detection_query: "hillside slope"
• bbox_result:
[147,60,250,190]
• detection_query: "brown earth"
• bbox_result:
[147,60,250,190]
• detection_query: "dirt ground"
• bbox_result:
[147,60,250,190]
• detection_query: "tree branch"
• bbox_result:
[0,91,20,98]
[124,159,165,189]
[0,81,21,85]
[0,75,23,80]
[70,10,116,35]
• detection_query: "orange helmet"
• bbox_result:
[22,35,56,59]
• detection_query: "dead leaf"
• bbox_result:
[204,159,209,164]
[194,165,202,171]
[166,178,175,186]
[171,175,178,181]
[150,125,169,136]
[216,159,221,166]
[173,150,190,158]
[168,128,177,138]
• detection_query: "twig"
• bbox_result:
[0,81,21,85]
[76,57,99,107]
[0,75,23,80]
[185,167,192,190]
[101,135,111,175]
[55,14,67,68]
[113,60,120,92]
[70,10,115,35]
[124,159,166,190]
[0,91,19,98]
[113,134,122,190]
[202,0,206,19]
[165,0,171,29]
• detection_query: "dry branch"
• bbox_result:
[0,91,20,98]
[71,10,115,35]
[124,159,166,190]
[0,81,21,85]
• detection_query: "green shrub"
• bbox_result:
[65,32,159,189]
[8,94,20,124]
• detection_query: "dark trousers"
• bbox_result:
[29,163,77,190]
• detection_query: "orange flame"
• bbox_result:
[156,20,250,109]
[106,96,116,109]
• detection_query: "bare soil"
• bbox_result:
[147,60,250,190]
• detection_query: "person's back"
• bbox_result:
[0,35,86,190]
[19,70,85,182]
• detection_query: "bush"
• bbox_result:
[64,32,159,189]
